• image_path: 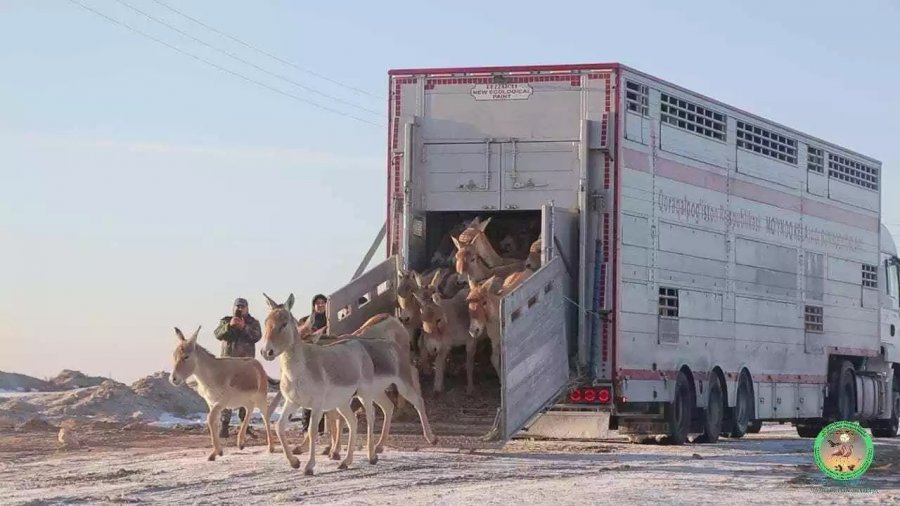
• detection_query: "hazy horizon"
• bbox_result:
[2,0,899,384]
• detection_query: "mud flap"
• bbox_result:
[326,255,399,336]
[491,256,570,441]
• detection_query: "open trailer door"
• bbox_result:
[326,255,398,336]
[496,255,570,440]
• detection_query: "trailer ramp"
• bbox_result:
[495,255,570,440]
[326,255,399,337]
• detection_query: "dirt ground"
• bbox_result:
[3,421,900,505]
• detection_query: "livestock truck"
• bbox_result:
[325,63,900,445]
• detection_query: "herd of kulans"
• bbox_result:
[168,216,543,474]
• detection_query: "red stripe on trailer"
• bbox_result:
[620,147,879,231]
[388,62,621,76]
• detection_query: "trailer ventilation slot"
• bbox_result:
[625,80,649,117]
[804,305,823,333]
[736,121,798,165]
[828,153,879,191]
[862,264,878,289]
[807,146,825,173]
[658,287,679,318]
[659,93,726,142]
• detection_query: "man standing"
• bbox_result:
[214,297,262,438]
[295,294,329,434]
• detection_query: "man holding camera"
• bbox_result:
[213,297,262,438]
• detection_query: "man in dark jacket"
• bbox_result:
[296,294,329,435]
[214,297,262,438]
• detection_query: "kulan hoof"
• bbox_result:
[338,462,348,470]
[268,446,277,454]
[330,452,341,461]
[369,456,378,465]
[304,467,315,476]
[292,446,303,455]
[207,453,216,462]
[289,458,301,469]
[375,446,384,454]
[239,444,245,451]
[218,449,223,456]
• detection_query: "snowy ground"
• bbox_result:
[2,424,900,505]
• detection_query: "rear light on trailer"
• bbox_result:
[568,386,612,405]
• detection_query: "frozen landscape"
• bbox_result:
[2,370,900,505]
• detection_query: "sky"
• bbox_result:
[1,0,899,383]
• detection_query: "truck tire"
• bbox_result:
[834,360,856,421]
[728,371,753,438]
[665,370,694,445]
[746,419,762,433]
[871,391,900,438]
[696,373,724,443]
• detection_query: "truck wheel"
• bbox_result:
[696,373,724,443]
[871,391,900,438]
[728,371,753,438]
[746,419,762,433]
[665,370,694,445]
[834,360,856,421]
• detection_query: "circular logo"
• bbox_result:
[813,421,874,480]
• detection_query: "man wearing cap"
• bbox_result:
[213,297,262,438]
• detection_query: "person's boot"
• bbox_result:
[219,410,231,438]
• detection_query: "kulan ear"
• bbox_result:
[174,327,186,342]
[414,272,425,289]
[477,216,492,232]
[286,293,295,311]
[263,292,278,309]
[451,235,462,250]
[480,276,497,292]
[430,269,443,288]
[189,325,201,344]
[431,292,442,305]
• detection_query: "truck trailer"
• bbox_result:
[325,63,900,445]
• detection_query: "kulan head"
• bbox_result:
[466,276,497,338]
[413,290,446,335]
[524,238,542,271]
[451,235,480,276]
[170,325,201,386]
[261,292,296,361]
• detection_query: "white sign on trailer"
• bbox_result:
[470,83,533,101]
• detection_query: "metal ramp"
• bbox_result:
[495,255,571,441]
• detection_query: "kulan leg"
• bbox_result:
[396,367,438,445]
[321,410,334,456]
[207,405,224,461]
[303,408,322,476]
[372,390,395,454]
[276,399,301,469]
[433,346,451,393]
[334,403,358,470]
[360,396,377,465]
[329,412,342,460]
[236,405,251,450]
[258,396,275,453]
[465,337,477,395]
